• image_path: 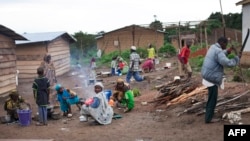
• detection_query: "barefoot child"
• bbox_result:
[32,67,50,126]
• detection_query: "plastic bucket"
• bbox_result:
[155,58,159,64]
[166,63,171,68]
[17,109,32,126]
[104,90,112,101]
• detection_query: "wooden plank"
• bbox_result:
[55,62,70,70]
[49,50,69,56]
[0,61,16,69]
[18,73,37,79]
[0,67,16,76]
[0,83,16,96]
[0,78,16,87]
[16,44,46,55]
[17,65,39,70]
[49,37,68,45]
[18,78,34,83]
[0,48,15,55]
[0,41,15,49]
[56,67,70,76]
[54,58,70,68]
[48,46,69,52]
[52,53,70,61]
[0,74,15,82]
[16,55,44,61]
[55,64,70,75]
[18,69,37,74]
[0,54,16,63]
[17,61,41,66]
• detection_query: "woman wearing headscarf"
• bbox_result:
[40,54,57,86]
[40,54,57,104]
[80,82,113,125]
[109,78,134,113]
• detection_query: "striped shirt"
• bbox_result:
[129,52,140,71]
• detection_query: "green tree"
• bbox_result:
[71,31,97,58]
[149,20,163,31]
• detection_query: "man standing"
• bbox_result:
[201,37,239,123]
[126,46,150,83]
[178,40,192,79]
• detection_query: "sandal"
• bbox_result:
[36,122,44,126]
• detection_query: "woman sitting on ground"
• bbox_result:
[80,82,113,125]
[4,90,30,122]
[109,78,134,113]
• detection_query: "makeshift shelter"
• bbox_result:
[16,32,76,81]
[236,0,250,66]
[96,25,164,54]
[0,25,27,96]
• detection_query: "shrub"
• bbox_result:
[158,43,176,57]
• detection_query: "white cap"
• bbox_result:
[131,46,136,50]
[174,76,180,80]
[94,82,104,89]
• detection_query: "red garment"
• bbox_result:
[118,62,125,70]
[142,59,154,70]
[178,46,190,64]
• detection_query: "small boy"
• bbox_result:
[111,56,117,76]
[32,67,50,126]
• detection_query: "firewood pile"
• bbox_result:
[149,78,250,119]
[183,90,250,116]
[149,79,206,107]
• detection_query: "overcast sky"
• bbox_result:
[0,0,242,35]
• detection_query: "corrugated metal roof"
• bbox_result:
[236,0,250,5]
[16,31,76,44]
[0,24,27,40]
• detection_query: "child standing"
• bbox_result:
[32,67,50,126]
[111,56,117,76]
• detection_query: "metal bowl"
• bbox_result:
[51,112,61,120]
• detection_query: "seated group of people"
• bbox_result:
[111,56,129,76]
[3,78,135,126]
[79,78,135,125]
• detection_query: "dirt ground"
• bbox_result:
[0,57,250,141]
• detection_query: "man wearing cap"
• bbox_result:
[80,82,114,125]
[126,46,150,83]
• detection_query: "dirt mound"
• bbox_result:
[190,48,207,58]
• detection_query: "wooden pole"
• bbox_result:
[178,21,181,49]
[200,25,203,47]
[219,0,226,37]
[204,21,208,49]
